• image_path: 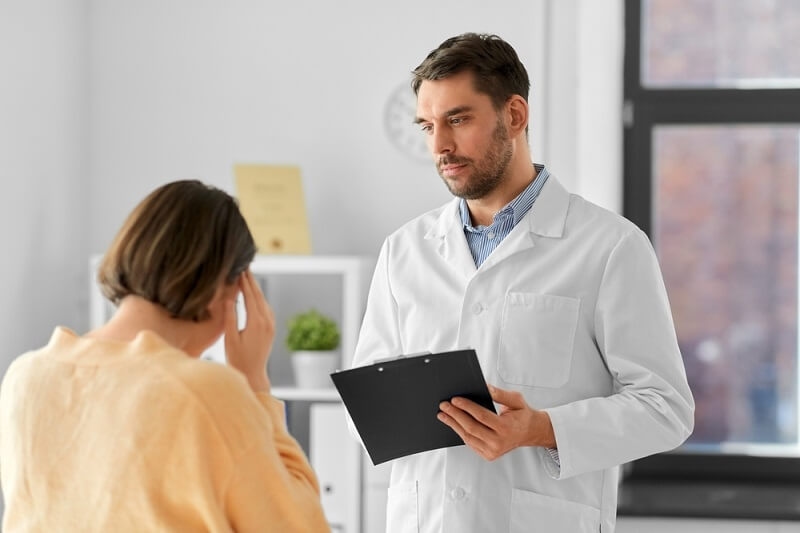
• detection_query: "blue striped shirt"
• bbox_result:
[459,164,550,267]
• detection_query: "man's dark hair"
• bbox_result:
[411,33,531,110]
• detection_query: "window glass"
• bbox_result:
[643,0,800,88]
[652,125,800,455]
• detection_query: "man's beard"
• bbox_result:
[436,118,513,200]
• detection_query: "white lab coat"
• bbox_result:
[351,174,694,533]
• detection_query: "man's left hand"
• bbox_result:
[437,385,556,461]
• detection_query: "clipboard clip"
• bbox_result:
[373,351,432,370]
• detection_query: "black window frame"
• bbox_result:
[622,0,800,521]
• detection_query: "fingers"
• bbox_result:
[448,397,499,428]
[255,272,277,331]
[239,270,276,333]
[437,410,469,441]
[238,271,258,323]
[223,298,238,338]
[225,271,274,393]
[244,270,269,317]
[489,385,526,409]
[237,271,261,326]
[437,409,495,461]
[438,389,535,461]
[439,399,497,438]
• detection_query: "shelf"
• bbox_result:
[272,386,342,402]
[250,254,370,275]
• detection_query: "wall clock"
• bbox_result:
[383,82,431,164]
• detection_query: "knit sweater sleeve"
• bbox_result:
[224,392,330,532]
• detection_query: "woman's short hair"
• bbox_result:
[97,180,257,321]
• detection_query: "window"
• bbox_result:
[623,0,800,519]
[641,0,800,89]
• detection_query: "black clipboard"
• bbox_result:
[330,349,495,465]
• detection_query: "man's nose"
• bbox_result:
[430,127,454,155]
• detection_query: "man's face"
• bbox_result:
[415,71,513,200]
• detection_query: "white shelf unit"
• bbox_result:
[88,254,372,533]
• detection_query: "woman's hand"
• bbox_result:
[223,270,274,393]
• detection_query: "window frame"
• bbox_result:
[624,0,800,236]
[622,0,800,518]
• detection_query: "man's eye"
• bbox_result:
[450,117,464,125]
[420,124,433,133]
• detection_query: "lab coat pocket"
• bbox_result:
[509,488,600,533]
[385,482,419,533]
[498,292,579,388]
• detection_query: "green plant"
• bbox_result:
[285,309,340,351]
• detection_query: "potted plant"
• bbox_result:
[286,309,340,389]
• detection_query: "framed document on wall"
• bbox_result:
[234,164,312,254]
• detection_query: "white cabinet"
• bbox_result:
[89,254,372,533]
[311,403,361,532]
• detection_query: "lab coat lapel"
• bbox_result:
[479,174,571,271]
[425,198,477,281]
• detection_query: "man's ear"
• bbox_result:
[506,95,529,137]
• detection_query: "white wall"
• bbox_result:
[0,0,89,365]
[546,0,623,212]
[1,0,624,371]
[85,0,552,386]
[86,0,549,259]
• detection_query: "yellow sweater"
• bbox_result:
[0,327,330,532]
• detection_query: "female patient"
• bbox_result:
[0,180,329,532]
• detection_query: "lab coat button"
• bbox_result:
[450,487,466,500]
[472,303,483,314]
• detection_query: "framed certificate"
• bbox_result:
[234,164,312,254]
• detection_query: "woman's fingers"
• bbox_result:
[239,270,257,323]
[240,271,274,336]
[225,271,273,393]
[240,270,271,330]
[245,270,269,318]
[223,298,238,339]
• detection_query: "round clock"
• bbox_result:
[383,82,431,164]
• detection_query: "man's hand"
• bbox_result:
[437,385,556,461]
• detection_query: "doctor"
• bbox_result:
[351,33,694,533]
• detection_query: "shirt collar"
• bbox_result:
[459,164,549,229]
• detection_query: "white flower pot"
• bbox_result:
[291,350,339,389]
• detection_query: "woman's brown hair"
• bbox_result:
[97,180,256,321]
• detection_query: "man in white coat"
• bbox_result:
[351,32,694,533]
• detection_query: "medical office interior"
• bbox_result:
[2,0,800,531]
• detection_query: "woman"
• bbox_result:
[0,180,330,532]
